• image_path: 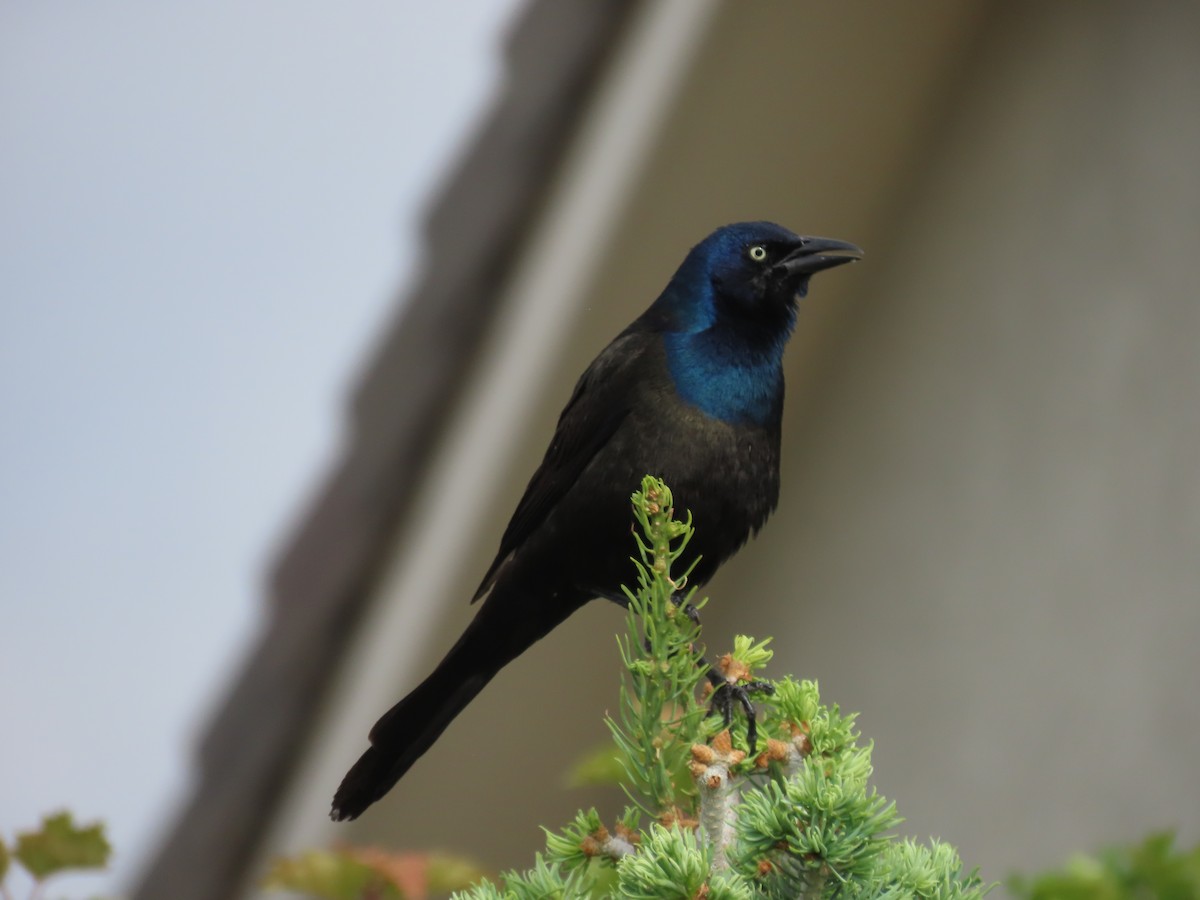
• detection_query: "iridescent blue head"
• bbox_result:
[650,221,861,426]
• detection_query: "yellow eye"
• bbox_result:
[748,244,768,262]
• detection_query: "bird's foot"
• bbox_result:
[677,600,774,752]
[706,669,775,754]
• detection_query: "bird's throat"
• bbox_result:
[663,331,784,427]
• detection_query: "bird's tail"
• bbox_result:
[330,663,490,821]
[330,587,578,820]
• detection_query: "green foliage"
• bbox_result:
[264,850,403,900]
[1010,832,1200,900]
[841,840,985,900]
[0,811,112,900]
[771,677,861,761]
[731,747,900,895]
[425,856,492,896]
[13,811,111,880]
[548,807,639,867]
[563,744,629,789]
[495,854,590,899]
[728,635,774,672]
[616,825,754,900]
[263,848,484,900]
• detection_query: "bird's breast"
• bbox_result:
[625,392,782,585]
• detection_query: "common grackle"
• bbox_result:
[331,221,861,820]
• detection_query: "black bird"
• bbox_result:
[331,221,861,820]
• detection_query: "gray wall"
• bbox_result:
[731,0,1200,879]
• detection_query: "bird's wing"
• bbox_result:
[471,330,648,601]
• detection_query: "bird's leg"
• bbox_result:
[672,596,775,754]
[679,599,702,627]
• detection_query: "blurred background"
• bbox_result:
[3,2,1199,899]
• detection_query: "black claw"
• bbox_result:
[669,596,774,754]
[706,675,775,755]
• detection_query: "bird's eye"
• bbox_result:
[747,244,768,262]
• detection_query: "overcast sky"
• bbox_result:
[0,2,518,894]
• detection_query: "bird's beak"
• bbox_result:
[775,236,864,277]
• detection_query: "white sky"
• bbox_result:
[0,1,519,895]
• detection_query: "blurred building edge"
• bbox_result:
[130,2,640,898]
[136,0,1200,897]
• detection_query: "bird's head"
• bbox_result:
[655,221,862,335]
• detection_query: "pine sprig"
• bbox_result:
[731,746,899,896]
[544,808,639,869]
[607,476,709,818]
[846,840,985,900]
[617,825,755,900]
[769,677,861,762]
